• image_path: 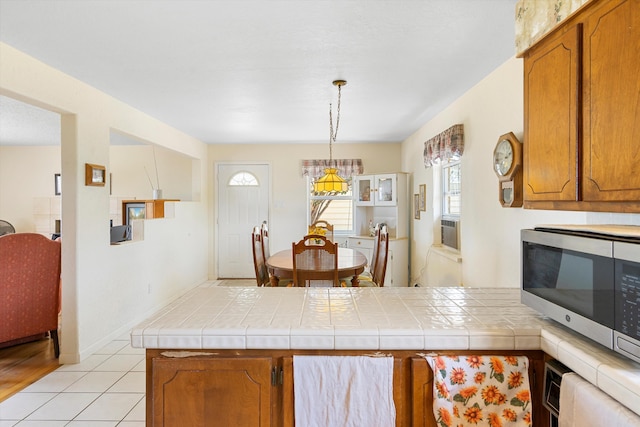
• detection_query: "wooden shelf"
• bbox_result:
[121,199,179,222]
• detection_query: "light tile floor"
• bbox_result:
[0,333,146,426]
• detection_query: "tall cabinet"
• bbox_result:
[523,0,640,212]
[348,173,409,287]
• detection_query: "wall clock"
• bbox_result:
[493,132,523,207]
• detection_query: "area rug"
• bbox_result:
[217,279,256,287]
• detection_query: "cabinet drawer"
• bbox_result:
[348,238,374,249]
[347,238,373,267]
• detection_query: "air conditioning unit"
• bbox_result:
[441,218,460,250]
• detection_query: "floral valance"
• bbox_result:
[423,124,464,168]
[301,159,364,180]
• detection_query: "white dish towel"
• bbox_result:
[559,372,640,427]
[293,355,396,427]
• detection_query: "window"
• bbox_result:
[308,177,354,234]
[228,171,258,186]
[442,161,461,216]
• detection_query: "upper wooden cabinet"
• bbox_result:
[524,24,581,202]
[523,0,640,211]
[582,0,640,202]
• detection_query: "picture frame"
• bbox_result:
[414,194,420,219]
[123,201,146,225]
[85,163,106,187]
[54,173,61,195]
[419,184,426,211]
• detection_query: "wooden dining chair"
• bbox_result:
[260,222,292,287]
[359,223,381,281]
[309,220,334,241]
[292,235,339,287]
[260,221,270,262]
[359,226,389,287]
[252,226,270,287]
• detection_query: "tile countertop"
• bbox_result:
[130,283,640,418]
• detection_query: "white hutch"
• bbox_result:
[348,173,409,287]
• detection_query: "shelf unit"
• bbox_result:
[348,172,410,287]
[121,199,179,223]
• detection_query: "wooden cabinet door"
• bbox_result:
[582,0,640,201]
[151,356,274,427]
[524,25,581,202]
[410,357,437,427]
[281,357,294,427]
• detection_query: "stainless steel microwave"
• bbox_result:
[521,226,640,364]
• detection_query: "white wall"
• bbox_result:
[0,42,209,363]
[208,143,403,279]
[402,56,640,288]
[109,144,196,207]
[0,146,61,233]
[0,144,195,233]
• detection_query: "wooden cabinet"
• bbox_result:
[146,349,547,427]
[523,0,640,211]
[581,0,640,202]
[149,354,277,426]
[410,357,438,427]
[523,24,581,202]
[347,235,409,287]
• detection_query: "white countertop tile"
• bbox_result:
[514,335,540,350]
[597,362,640,417]
[131,284,640,418]
[424,334,470,350]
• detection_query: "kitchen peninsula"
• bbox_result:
[131,283,640,426]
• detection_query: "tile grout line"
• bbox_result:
[0,338,147,426]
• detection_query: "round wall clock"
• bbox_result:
[493,132,523,207]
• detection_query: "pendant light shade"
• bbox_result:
[314,80,348,194]
[313,167,348,193]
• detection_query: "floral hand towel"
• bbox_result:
[424,354,532,427]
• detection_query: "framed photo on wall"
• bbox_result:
[85,163,106,186]
[419,184,426,211]
[414,194,420,219]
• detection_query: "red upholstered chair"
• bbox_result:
[0,233,62,357]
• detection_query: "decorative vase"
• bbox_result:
[153,189,163,200]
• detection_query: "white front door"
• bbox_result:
[217,163,270,278]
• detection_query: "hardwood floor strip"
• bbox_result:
[0,338,59,402]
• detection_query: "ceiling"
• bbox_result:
[0,0,519,146]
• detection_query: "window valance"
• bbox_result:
[423,124,464,168]
[301,159,364,180]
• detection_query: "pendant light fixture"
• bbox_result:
[313,79,348,193]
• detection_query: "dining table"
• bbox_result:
[266,247,367,287]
